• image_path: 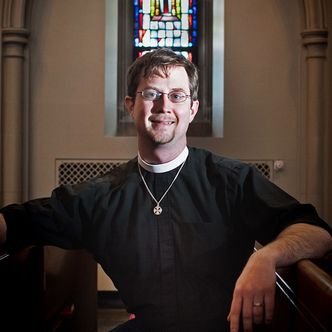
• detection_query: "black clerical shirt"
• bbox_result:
[1,147,330,332]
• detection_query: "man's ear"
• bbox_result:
[189,100,199,123]
[124,96,135,117]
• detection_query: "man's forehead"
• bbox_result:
[143,65,186,79]
[140,68,189,89]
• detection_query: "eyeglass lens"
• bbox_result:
[139,89,190,103]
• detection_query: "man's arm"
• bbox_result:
[0,213,7,244]
[227,222,332,332]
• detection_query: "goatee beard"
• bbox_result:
[148,130,175,144]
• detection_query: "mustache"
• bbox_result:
[149,115,177,123]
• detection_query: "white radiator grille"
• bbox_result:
[56,159,273,185]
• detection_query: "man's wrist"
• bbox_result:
[250,247,278,269]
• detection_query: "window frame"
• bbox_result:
[105,0,224,137]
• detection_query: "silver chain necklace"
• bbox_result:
[138,161,186,215]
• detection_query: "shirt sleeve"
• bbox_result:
[235,164,332,245]
[0,181,98,253]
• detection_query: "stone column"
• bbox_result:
[1,27,29,205]
[301,0,328,214]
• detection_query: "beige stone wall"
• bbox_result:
[326,0,332,225]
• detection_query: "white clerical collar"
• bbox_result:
[138,147,189,173]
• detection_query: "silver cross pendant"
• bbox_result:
[153,204,162,215]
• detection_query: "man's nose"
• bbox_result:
[154,93,172,112]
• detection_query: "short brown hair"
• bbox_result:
[126,48,199,101]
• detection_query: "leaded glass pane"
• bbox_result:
[134,0,197,60]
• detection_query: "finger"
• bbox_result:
[263,291,275,324]
[228,295,243,332]
[252,298,264,325]
[242,296,254,332]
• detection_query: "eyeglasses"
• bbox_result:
[136,88,191,104]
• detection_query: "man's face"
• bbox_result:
[125,66,199,149]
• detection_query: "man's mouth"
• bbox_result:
[150,118,176,125]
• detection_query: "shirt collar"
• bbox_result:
[138,147,189,173]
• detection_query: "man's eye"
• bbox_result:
[144,90,158,99]
[170,92,185,100]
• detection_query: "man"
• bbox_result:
[0,48,331,332]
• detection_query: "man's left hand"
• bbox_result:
[227,250,276,332]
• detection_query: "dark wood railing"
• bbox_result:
[0,246,97,331]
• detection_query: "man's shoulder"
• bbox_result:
[188,146,249,174]
[51,158,138,203]
[62,158,137,195]
[90,157,138,185]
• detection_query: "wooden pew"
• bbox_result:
[0,246,97,331]
[256,253,332,332]
[1,247,331,331]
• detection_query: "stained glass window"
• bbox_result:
[133,0,197,61]
[105,0,224,137]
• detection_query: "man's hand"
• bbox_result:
[227,250,276,332]
[227,223,332,332]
